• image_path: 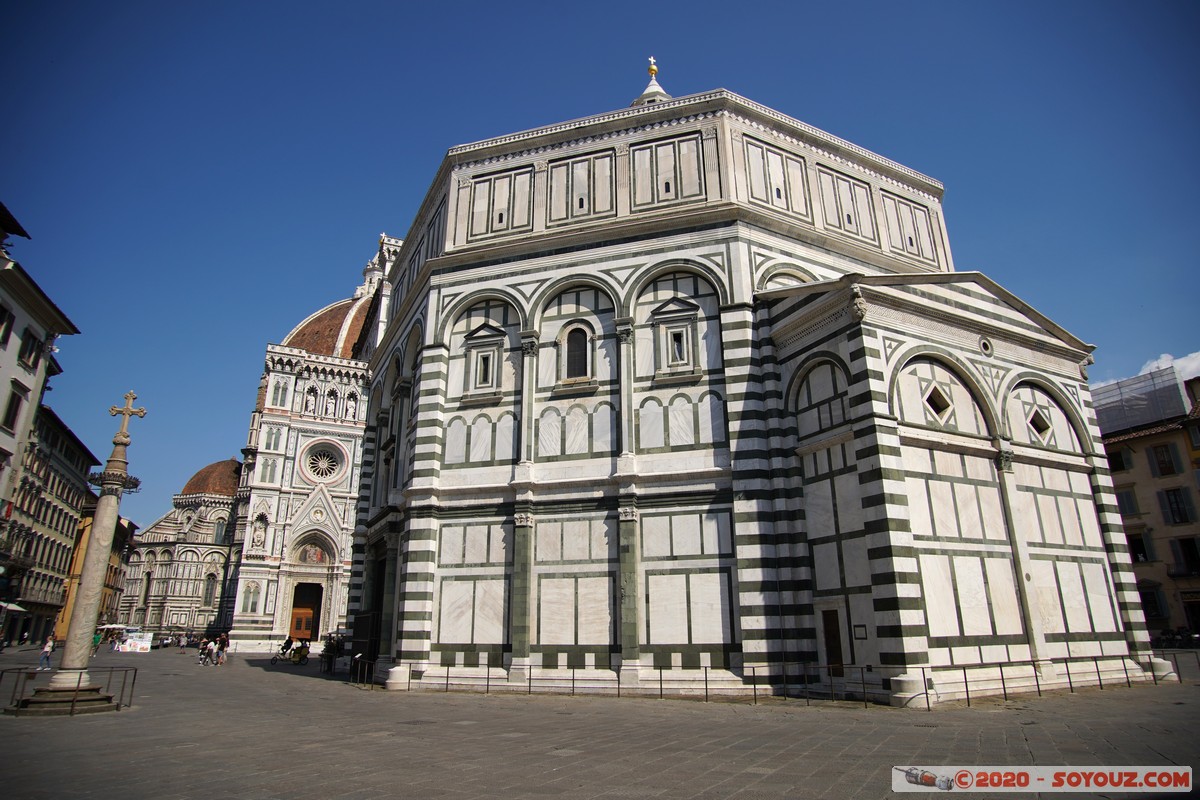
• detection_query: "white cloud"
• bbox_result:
[1138,351,1200,381]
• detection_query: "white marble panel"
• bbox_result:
[673,513,702,555]
[470,417,492,462]
[440,525,464,565]
[689,572,730,643]
[577,576,613,644]
[1077,498,1103,548]
[474,579,506,644]
[964,453,993,482]
[1081,562,1117,632]
[934,450,963,478]
[537,521,562,562]
[445,419,467,464]
[539,577,576,644]
[701,513,720,555]
[649,573,689,644]
[979,487,1007,541]
[1030,560,1065,633]
[984,558,1023,636]
[593,404,614,453]
[919,554,960,637]
[639,402,664,449]
[906,477,933,536]
[563,518,590,561]
[902,445,931,473]
[713,512,731,554]
[954,556,992,636]
[842,537,870,588]
[496,415,514,461]
[538,346,555,387]
[928,481,957,538]
[438,580,474,642]
[1056,561,1091,633]
[592,519,615,561]
[634,328,654,378]
[596,339,615,382]
[806,480,834,535]
[489,525,510,564]
[813,542,840,591]
[835,472,863,532]
[698,394,719,444]
[1045,469,1069,493]
[1058,496,1082,546]
[565,406,589,454]
[953,483,983,539]
[669,396,695,447]
[464,525,488,563]
[538,410,562,458]
[642,515,671,559]
[1034,494,1060,544]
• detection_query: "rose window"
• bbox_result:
[307,449,340,479]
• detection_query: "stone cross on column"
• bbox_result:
[110,391,146,445]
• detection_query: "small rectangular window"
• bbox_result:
[1116,488,1139,516]
[1,391,22,432]
[475,352,492,389]
[1108,449,1130,472]
[0,306,14,347]
[1151,443,1179,476]
[1127,532,1150,562]
[17,329,42,369]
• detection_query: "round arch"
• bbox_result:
[435,289,528,344]
[783,351,854,409]
[527,275,621,330]
[886,345,1001,438]
[756,262,820,292]
[621,258,731,318]
[999,372,1097,456]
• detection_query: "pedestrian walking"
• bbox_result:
[216,633,228,666]
[38,636,54,670]
[91,631,102,658]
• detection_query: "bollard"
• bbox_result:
[1032,661,1041,697]
[752,666,758,705]
[659,668,663,699]
[1171,652,1180,681]
[1121,657,1130,688]
[572,668,576,697]
[803,662,811,707]
[528,667,532,695]
[445,667,450,693]
[1093,656,1103,690]
[486,667,491,695]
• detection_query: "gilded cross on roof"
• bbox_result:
[648,56,658,76]
[110,390,147,445]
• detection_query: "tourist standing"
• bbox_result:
[38,636,54,670]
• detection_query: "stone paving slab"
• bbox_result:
[0,646,1197,799]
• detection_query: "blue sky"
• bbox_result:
[5,0,1197,526]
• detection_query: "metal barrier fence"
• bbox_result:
[372,653,1180,709]
[1,666,138,716]
[348,657,377,690]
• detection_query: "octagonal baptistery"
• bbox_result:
[346,65,1169,704]
[118,458,242,634]
[224,258,383,653]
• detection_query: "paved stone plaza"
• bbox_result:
[0,646,1196,799]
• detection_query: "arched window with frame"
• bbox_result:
[202,574,217,607]
[141,571,153,606]
[213,518,228,545]
[565,327,590,379]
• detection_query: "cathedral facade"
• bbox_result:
[348,69,1167,704]
[121,263,379,648]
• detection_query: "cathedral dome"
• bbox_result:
[180,458,242,497]
[281,294,373,359]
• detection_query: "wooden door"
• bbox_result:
[290,607,314,640]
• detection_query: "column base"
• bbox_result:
[508,657,531,686]
[619,663,641,688]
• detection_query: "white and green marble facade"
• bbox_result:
[351,86,1167,703]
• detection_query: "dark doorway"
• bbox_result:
[822,609,844,678]
[290,583,323,641]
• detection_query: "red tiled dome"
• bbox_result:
[281,295,372,359]
[180,459,241,497]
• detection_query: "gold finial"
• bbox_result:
[648,56,658,78]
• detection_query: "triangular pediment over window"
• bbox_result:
[465,323,507,343]
[650,297,701,318]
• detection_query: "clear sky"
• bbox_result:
[5,0,1197,527]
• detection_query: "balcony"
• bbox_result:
[1166,564,1200,579]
